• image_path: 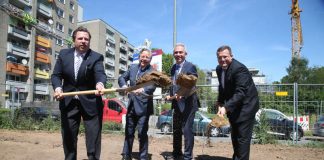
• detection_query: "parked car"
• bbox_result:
[255,109,304,140]
[156,110,231,137]
[15,107,60,121]
[312,115,324,137]
[102,98,127,123]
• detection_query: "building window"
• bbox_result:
[57,8,65,18]
[68,28,73,36]
[70,1,75,10]
[58,0,65,4]
[56,22,64,32]
[56,38,64,46]
[69,15,74,23]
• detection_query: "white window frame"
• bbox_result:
[56,38,64,46]
[58,0,65,4]
[70,1,75,10]
[56,22,64,32]
[69,15,74,23]
[57,8,65,18]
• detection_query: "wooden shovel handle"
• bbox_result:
[60,88,117,96]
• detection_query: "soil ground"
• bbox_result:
[0,129,323,160]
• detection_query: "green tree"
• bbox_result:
[281,57,309,83]
[162,53,173,76]
[307,66,324,83]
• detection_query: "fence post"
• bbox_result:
[293,83,299,144]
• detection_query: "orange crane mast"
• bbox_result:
[290,0,303,59]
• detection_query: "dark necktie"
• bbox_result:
[221,69,226,89]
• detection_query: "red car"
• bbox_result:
[102,98,127,123]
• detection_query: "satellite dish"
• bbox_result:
[22,59,28,65]
[48,19,53,25]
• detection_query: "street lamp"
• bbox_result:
[173,0,177,47]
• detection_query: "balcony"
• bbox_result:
[105,58,115,66]
[35,52,50,64]
[8,25,31,41]
[10,0,32,7]
[34,84,50,95]
[5,80,29,92]
[35,68,50,79]
[7,42,30,58]
[105,46,115,55]
[105,69,114,78]
[120,43,127,51]
[36,20,52,33]
[36,36,51,48]
[120,53,127,62]
[38,3,52,17]
[106,34,115,44]
[6,62,29,76]
[119,64,127,72]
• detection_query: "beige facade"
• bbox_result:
[0,0,78,108]
[78,19,135,88]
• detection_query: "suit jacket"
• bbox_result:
[118,64,156,116]
[51,48,107,116]
[170,61,199,113]
[216,59,259,123]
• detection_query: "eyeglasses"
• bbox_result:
[174,51,184,54]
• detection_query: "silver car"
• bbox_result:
[312,115,324,137]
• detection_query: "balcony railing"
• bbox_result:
[6,61,29,76]
[120,43,127,51]
[8,25,31,41]
[120,54,127,61]
[38,3,52,17]
[34,84,49,95]
[35,52,50,64]
[105,58,115,66]
[105,69,114,78]
[5,80,29,92]
[36,36,51,48]
[7,42,30,58]
[119,64,127,71]
[106,46,115,55]
[35,68,50,79]
[106,35,115,44]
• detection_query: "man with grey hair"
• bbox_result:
[166,43,199,160]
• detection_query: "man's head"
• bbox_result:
[173,43,187,64]
[139,48,152,68]
[217,45,233,69]
[72,26,91,53]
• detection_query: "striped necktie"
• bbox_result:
[74,53,83,80]
[221,69,226,89]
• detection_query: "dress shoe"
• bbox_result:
[121,154,132,160]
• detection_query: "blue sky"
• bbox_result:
[79,0,324,83]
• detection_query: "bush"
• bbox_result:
[0,108,14,129]
[102,121,123,133]
[253,113,276,144]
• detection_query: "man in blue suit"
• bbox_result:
[51,26,107,160]
[166,43,199,160]
[216,45,259,160]
[118,48,156,160]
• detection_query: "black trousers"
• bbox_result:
[122,107,150,160]
[230,118,254,160]
[61,99,103,160]
[173,108,196,160]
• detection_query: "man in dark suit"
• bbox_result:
[51,26,107,160]
[118,48,156,160]
[216,45,259,160]
[166,43,199,160]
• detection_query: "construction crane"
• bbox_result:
[290,0,303,59]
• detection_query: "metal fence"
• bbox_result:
[2,83,324,144]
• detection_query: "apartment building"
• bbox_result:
[78,19,135,88]
[0,0,78,108]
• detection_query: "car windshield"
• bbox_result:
[198,112,209,119]
[265,110,288,120]
[319,116,324,121]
